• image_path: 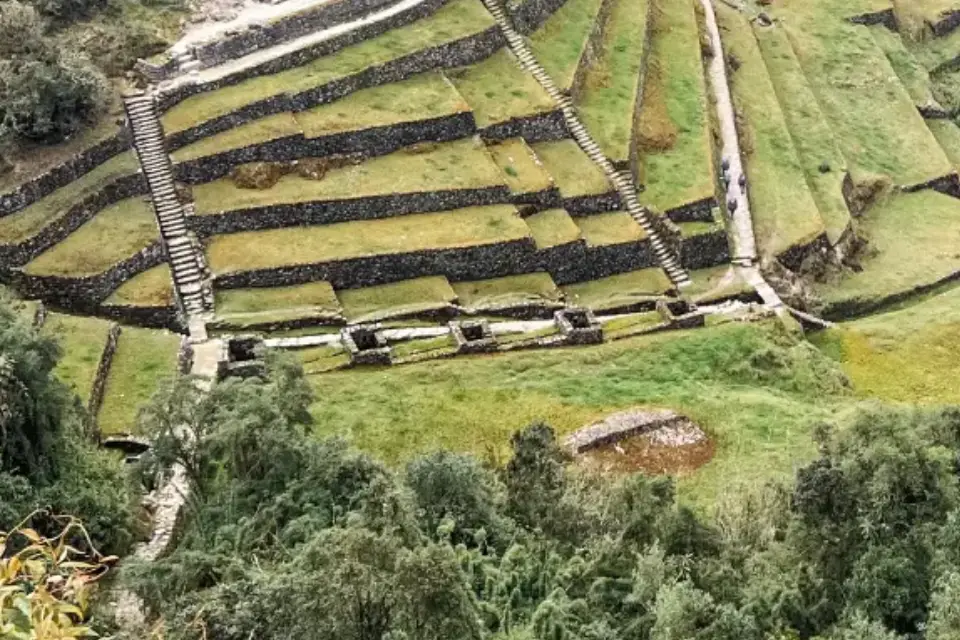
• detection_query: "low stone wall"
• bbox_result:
[9,242,166,311]
[680,228,730,270]
[664,197,716,223]
[509,0,568,34]
[512,186,563,209]
[0,129,130,217]
[98,303,181,331]
[822,267,960,321]
[214,237,540,289]
[157,0,452,113]
[563,191,621,215]
[189,185,513,234]
[563,408,691,453]
[165,26,505,149]
[932,10,960,38]
[777,231,830,273]
[478,110,569,143]
[904,172,960,198]
[193,0,401,70]
[0,174,146,268]
[88,323,121,422]
[848,8,896,30]
[175,111,477,184]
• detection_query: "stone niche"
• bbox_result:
[554,307,603,345]
[450,319,497,354]
[342,325,392,366]
[218,335,267,379]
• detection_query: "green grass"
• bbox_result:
[927,118,960,169]
[193,138,505,214]
[575,211,646,246]
[205,205,531,274]
[686,264,752,303]
[452,272,562,310]
[296,344,352,374]
[531,140,612,197]
[97,327,180,435]
[777,6,953,186]
[392,334,457,358]
[869,25,941,108]
[336,276,457,323]
[103,265,174,307]
[24,197,158,277]
[637,0,716,213]
[718,6,825,258]
[753,24,851,245]
[562,267,671,310]
[306,320,849,508]
[43,313,113,403]
[602,310,665,337]
[525,208,582,248]
[576,0,649,163]
[446,50,556,127]
[215,281,342,326]
[529,0,606,89]
[0,152,138,245]
[910,22,960,71]
[296,72,471,138]
[172,113,302,163]
[486,138,554,195]
[161,0,496,133]
[815,190,960,310]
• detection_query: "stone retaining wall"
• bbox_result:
[848,8,896,30]
[175,111,477,183]
[10,242,166,310]
[0,174,147,268]
[478,110,569,143]
[664,197,716,223]
[680,228,730,270]
[904,172,960,198]
[629,0,655,178]
[777,231,830,273]
[88,323,121,423]
[563,191,621,215]
[98,303,180,331]
[189,185,513,234]
[932,10,960,38]
[0,130,130,218]
[214,237,540,289]
[165,26,505,149]
[536,239,589,285]
[509,0,568,34]
[570,0,617,99]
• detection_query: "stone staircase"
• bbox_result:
[480,0,691,288]
[123,92,212,322]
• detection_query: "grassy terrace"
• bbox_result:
[0,152,138,245]
[23,197,158,277]
[576,0,649,163]
[562,267,671,310]
[297,344,351,375]
[161,0,496,133]
[452,272,562,311]
[816,190,960,312]
[686,265,752,304]
[575,211,645,246]
[486,138,554,195]
[337,276,457,322]
[910,23,960,72]
[775,3,954,186]
[216,281,342,326]
[753,24,851,245]
[447,50,555,127]
[525,208,582,248]
[528,0,605,89]
[927,118,960,168]
[718,7,825,259]
[97,327,180,435]
[103,265,174,307]
[636,0,715,213]
[43,313,112,403]
[206,205,531,273]
[307,319,842,507]
[172,113,302,163]
[870,25,941,109]
[192,138,506,214]
[531,140,611,197]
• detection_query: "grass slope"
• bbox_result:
[103,265,175,307]
[531,139,612,197]
[636,0,715,213]
[562,267,671,310]
[336,276,457,323]
[576,0,649,163]
[447,50,556,127]
[44,313,113,404]
[525,208,582,248]
[529,0,606,89]
[24,197,158,277]
[205,205,531,273]
[486,138,554,196]
[452,272,563,310]
[718,7,825,258]
[306,320,849,508]
[97,327,180,435]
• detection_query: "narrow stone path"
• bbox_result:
[698,0,784,310]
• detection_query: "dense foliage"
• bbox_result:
[124,354,960,640]
[0,297,135,554]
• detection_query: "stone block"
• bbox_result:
[555,307,602,345]
[450,319,497,353]
[342,324,392,365]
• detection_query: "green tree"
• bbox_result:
[927,570,960,640]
